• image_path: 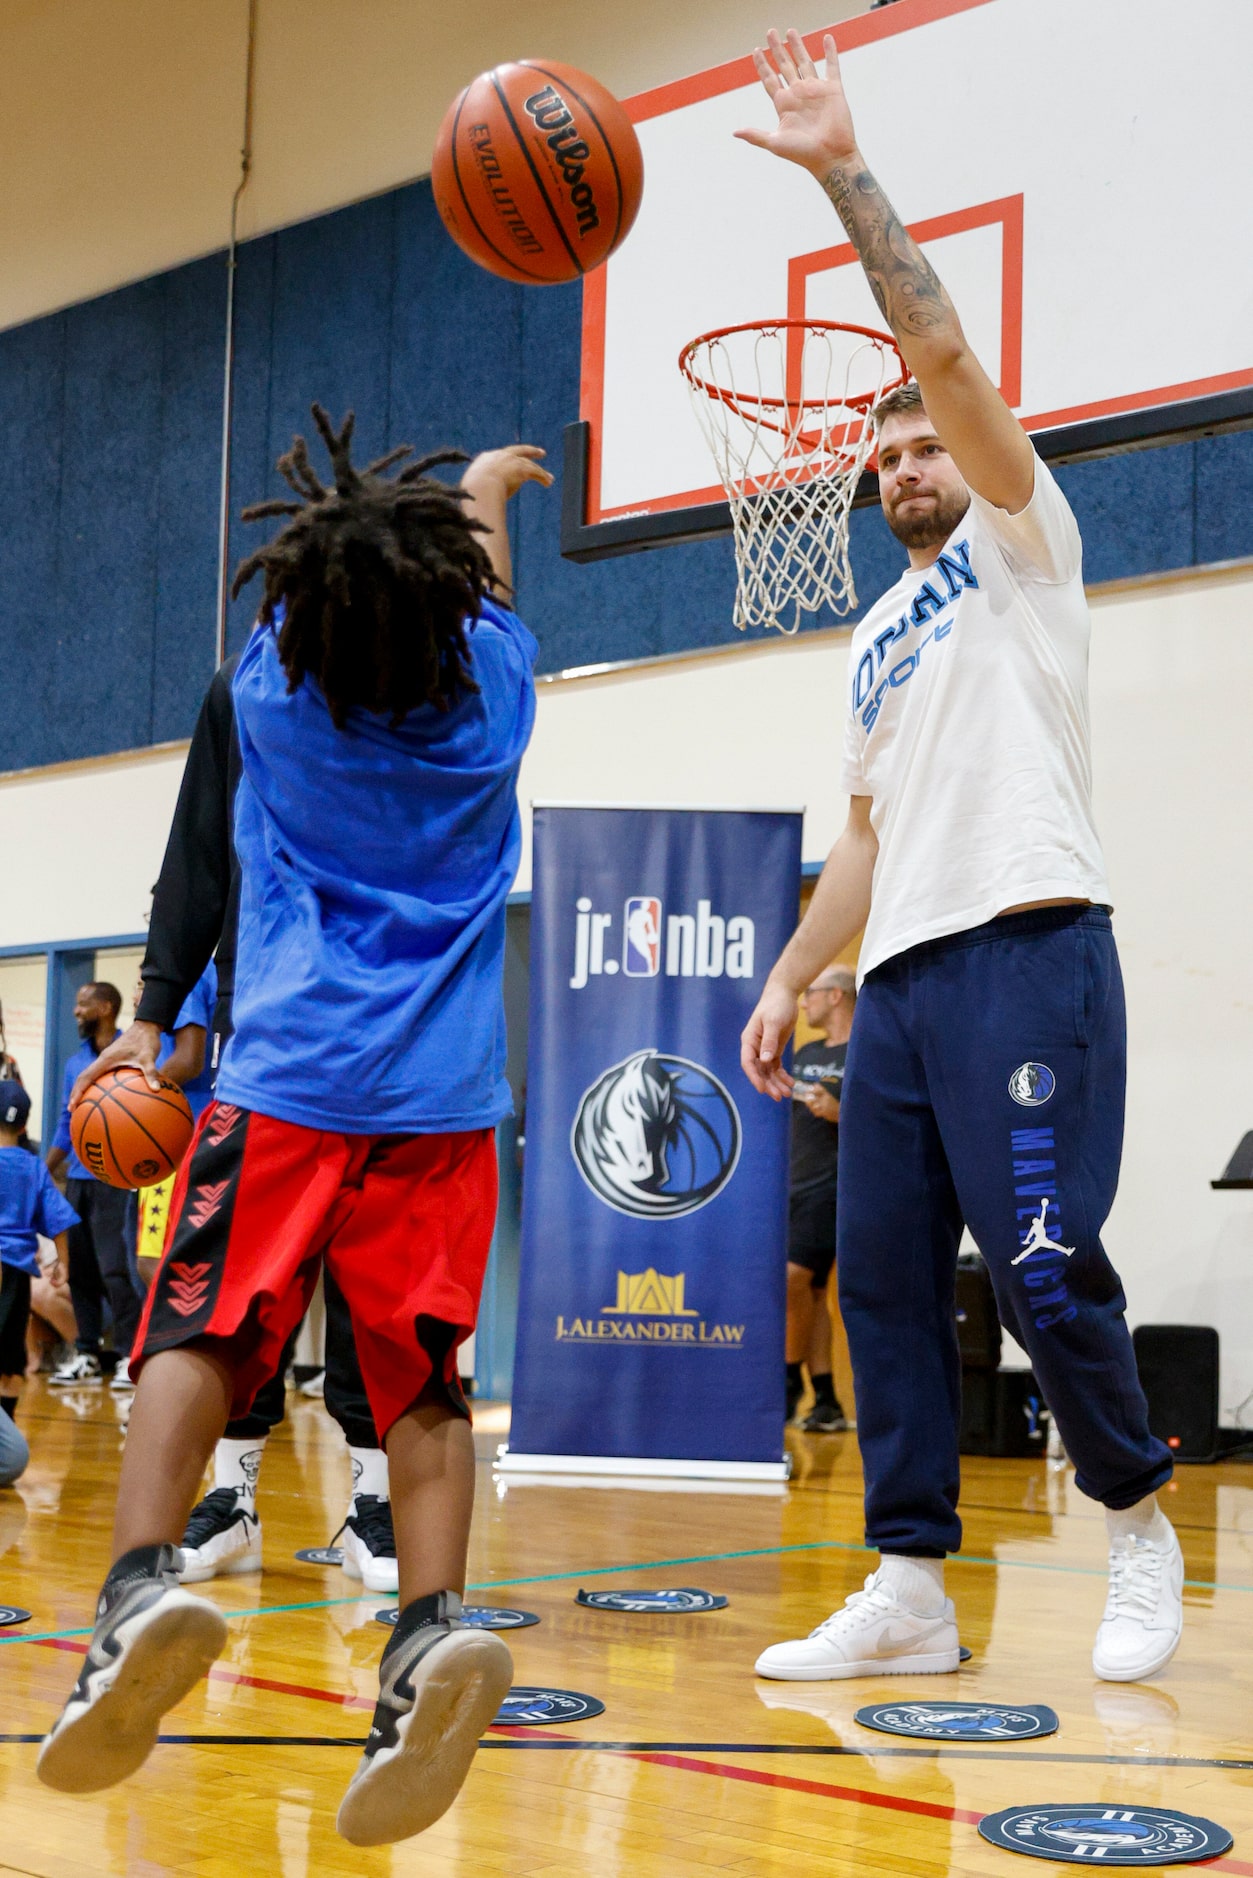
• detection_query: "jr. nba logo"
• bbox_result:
[623,897,661,976]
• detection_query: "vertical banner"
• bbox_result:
[503,805,802,1475]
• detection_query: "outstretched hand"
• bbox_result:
[734,28,858,178]
[461,444,553,503]
[740,980,799,1100]
[69,1020,165,1106]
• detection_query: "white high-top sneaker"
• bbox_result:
[178,1488,262,1584]
[754,1570,960,1681]
[338,1494,399,1595]
[1092,1521,1183,1682]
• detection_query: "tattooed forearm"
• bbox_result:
[821,163,957,346]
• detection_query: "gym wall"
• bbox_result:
[3,1,1251,1404]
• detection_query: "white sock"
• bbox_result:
[214,1436,266,1506]
[350,1444,389,1502]
[875,1553,946,1614]
[1106,1496,1170,1545]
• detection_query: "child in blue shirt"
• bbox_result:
[41,411,550,1845]
[0,1081,78,1477]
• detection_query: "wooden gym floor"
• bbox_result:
[3,1380,1253,1876]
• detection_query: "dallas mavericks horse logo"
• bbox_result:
[571,1050,741,1219]
[1008,1061,1056,1106]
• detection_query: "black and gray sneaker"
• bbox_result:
[336,1589,513,1846]
[801,1399,850,1433]
[37,1542,227,1793]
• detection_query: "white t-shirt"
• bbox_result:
[840,455,1111,982]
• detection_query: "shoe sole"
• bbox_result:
[179,1549,263,1585]
[336,1630,513,1846]
[755,1646,961,1682]
[49,1376,103,1388]
[37,1595,228,1792]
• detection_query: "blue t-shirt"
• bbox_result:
[156,961,218,1118]
[53,1038,112,1181]
[216,598,537,1133]
[0,1147,80,1273]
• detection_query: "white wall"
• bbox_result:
[1088,568,1253,1422]
[6,565,1253,1406]
[0,0,864,334]
[0,746,187,948]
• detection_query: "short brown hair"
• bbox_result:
[871,380,925,431]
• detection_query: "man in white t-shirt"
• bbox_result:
[738,28,1180,1685]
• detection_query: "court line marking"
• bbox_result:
[25,1636,377,1711]
[3,1730,1253,1773]
[97,1733,1252,1773]
[6,1534,1253,1648]
[5,1726,1251,1869]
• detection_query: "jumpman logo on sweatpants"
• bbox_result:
[1011,1195,1075,1266]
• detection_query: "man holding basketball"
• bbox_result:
[739,30,1181,1685]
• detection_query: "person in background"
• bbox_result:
[126,964,215,1291]
[0,1081,78,1482]
[0,1004,31,1153]
[26,1251,78,1369]
[0,1005,23,1089]
[45,983,139,1392]
[786,966,855,1432]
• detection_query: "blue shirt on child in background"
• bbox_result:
[217,597,537,1134]
[156,961,218,1118]
[0,1149,79,1275]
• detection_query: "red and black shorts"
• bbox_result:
[132,1100,497,1441]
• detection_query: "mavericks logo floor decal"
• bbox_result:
[376,1605,540,1630]
[575,1587,728,1613]
[978,1804,1232,1864]
[857,1701,1058,1740]
[493,1688,605,1726]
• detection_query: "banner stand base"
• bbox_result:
[495,1447,790,1484]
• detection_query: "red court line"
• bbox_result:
[30,1636,374,1713]
[626,1750,982,1825]
[28,1637,1251,1866]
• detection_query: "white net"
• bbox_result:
[680,319,904,634]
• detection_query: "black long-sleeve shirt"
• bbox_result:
[136,655,241,1035]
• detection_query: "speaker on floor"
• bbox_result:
[1132,1324,1220,1463]
[960,1367,1048,1457]
[955,1252,1001,1370]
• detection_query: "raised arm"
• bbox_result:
[460,445,554,595]
[737,28,1034,514]
[741,794,876,1100]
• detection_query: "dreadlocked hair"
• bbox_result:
[231,403,497,726]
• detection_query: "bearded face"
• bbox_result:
[884,478,972,550]
[876,415,972,553]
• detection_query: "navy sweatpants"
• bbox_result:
[837,905,1172,1557]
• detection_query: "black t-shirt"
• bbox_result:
[136,655,242,1037]
[790,1038,847,1191]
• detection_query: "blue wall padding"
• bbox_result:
[2,172,1251,772]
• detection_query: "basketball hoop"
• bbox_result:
[679,319,907,634]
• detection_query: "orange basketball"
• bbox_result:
[70,1068,195,1191]
[431,60,644,285]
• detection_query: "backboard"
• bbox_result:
[562,0,1253,561]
